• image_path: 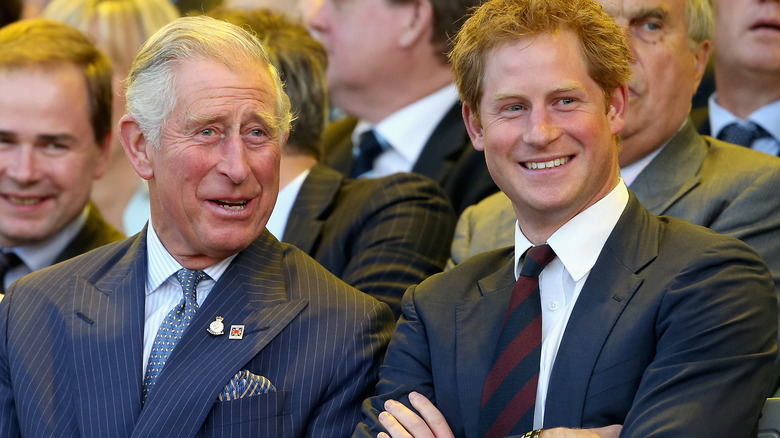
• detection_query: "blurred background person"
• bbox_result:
[43,0,180,234]
[209,6,456,316]
[307,0,498,215]
[0,18,123,293]
[691,0,780,155]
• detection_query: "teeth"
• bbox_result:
[523,157,570,170]
[7,196,43,205]
[216,200,247,210]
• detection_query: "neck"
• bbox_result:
[713,62,780,118]
[336,60,453,124]
[279,150,318,189]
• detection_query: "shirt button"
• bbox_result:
[548,300,559,311]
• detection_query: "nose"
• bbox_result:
[217,134,251,184]
[306,0,329,34]
[522,109,561,148]
[5,145,40,185]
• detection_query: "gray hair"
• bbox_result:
[125,15,292,148]
[685,0,713,48]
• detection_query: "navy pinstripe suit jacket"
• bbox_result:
[0,229,394,437]
[283,164,456,317]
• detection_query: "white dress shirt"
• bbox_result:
[513,180,629,429]
[142,220,236,375]
[266,168,310,240]
[708,93,780,156]
[352,84,460,177]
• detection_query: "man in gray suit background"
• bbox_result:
[0,16,394,437]
[0,19,123,293]
[449,0,780,293]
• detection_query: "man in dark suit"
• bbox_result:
[210,7,457,317]
[690,0,779,155]
[0,19,123,293]
[307,0,497,214]
[0,16,395,437]
[354,0,777,437]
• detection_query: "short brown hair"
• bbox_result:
[450,0,631,118]
[209,7,327,159]
[0,18,113,143]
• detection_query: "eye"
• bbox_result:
[249,129,265,137]
[508,104,524,111]
[642,21,660,31]
[559,98,575,105]
[200,128,215,136]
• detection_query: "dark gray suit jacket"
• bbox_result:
[0,230,394,437]
[283,164,456,317]
[55,201,124,263]
[320,103,499,214]
[356,194,777,437]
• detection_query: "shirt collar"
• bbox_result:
[266,168,310,240]
[514,179,629,280]
[11,205,89,272]
[709,93,780,142]
[145,220,236,295]
[353,84,460,164]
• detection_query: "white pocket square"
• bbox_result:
[217,369,275,401]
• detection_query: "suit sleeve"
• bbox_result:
[0,294,21,437]
[620,237,777,437]
[307,299,395,438]
[353,284,438,438]
[341,174,456,317]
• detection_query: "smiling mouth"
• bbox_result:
[522,156,571,170]
[214,199,248,210]
[5,195,45,206]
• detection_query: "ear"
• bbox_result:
[691,39,711,93]
[607,84,629,136]
[118,114,154,180]
[398,0,433,49]
[462,103,485,151]
[92,132,112,180]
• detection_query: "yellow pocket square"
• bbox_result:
[217,370,275,401]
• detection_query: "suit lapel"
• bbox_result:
[455,251,515,437]
[629,120,707,215]
[544,195,658,427]
[133,232,306,438]
[68,232,147,435]
[282,164,343,252]
[412,102,469,183]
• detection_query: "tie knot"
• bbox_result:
[718,122,771,147]
[0,251,22,272]
[349,130,386,178]
[519,244,556,278]
[176,269,206,300]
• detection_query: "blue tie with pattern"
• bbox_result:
[142,268,207,402]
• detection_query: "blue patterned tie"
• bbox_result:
[142,269,207,402]
[718,122,771,147]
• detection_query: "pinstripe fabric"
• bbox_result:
[0,229,394,437]
[283,164,456,317]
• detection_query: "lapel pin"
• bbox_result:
[229,325,245,340]
[207,316,225,336]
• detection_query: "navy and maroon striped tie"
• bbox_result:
[478,244,556,438]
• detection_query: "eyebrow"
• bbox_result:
[630,6,669,23]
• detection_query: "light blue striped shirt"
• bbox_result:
[142,220,236,375]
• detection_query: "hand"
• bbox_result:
[541,425,622,438]
[377,392,454,438]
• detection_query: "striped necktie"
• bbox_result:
[478,244,556,438]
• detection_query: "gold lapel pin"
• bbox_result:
[207,316,224,336]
